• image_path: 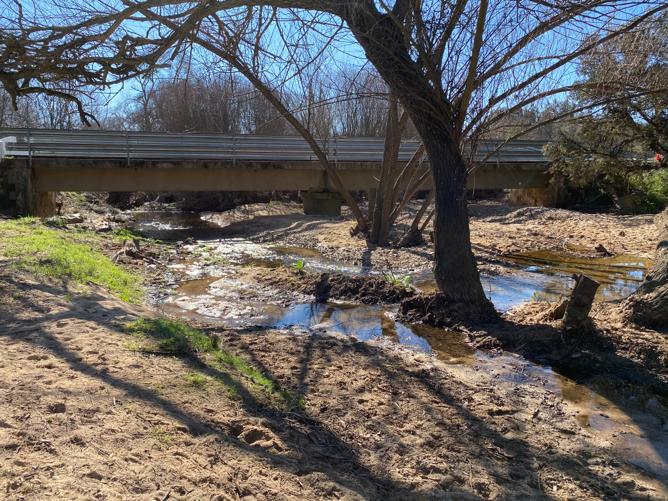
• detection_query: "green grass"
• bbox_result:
[125,318,217,354]
[125,317,300,408]
[111,227,162,245]
[184,371,209,387]
[0,218,142,302]
[628,169,668,213]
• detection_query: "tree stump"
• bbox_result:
[314,273,331,303]
[625,209,668,329]
[562,274,600,331]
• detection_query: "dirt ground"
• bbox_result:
[2,198,667,499]
[203,200,658,273]
[1,268,667,500]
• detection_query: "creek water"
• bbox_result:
[131,210,667,481]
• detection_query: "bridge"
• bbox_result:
[0,128,552,216]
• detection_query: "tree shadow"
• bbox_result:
[474,315,668,473]
[0,276,409,498]
[1,272,663,498]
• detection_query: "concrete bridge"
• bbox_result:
[0,128,552,215]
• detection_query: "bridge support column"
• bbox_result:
[31,192,58,217]
[302,191,342,217]
[0,159,31,215]
[0,159,57,216]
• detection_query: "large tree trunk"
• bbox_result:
[345,6,491,309]
[625,208,668,328]
[424,131,491,306]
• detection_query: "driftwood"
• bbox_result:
[562,274,600,331]
[113,239,160,265]
[625,209,668,329]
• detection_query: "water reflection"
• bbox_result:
[416,251,649,311]
[130,211,225,241]
[133,210,648,310]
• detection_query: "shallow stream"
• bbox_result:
[132,210,666,481]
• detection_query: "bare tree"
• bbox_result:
[1,1,666,314]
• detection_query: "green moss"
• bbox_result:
[0,218,142,302]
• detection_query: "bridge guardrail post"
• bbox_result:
[126,131,130,167]
[27,128,32,169]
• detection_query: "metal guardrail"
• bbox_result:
[0,128,548,164]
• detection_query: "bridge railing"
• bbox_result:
[0,128,548,164]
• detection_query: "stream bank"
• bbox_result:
[123,203,668,492]
[2,199,666,499]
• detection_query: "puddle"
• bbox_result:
[164,274,668,480]
[415,251,648,311]
[557,377,668,480]
[129,211,226,241]
[505,250,649,300]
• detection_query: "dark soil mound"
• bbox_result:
[319,273,415,304]
[399,293,499,327]
[254,267,415,305]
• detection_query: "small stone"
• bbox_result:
[85,470,104,481]
[62,213,84,224]
[439,474,457,489]
[47,402,66,414]
[645,397,667,414]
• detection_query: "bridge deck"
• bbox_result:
[0,129,551,194]
[0,128,548,164]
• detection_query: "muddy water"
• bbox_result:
[136,210,666,481]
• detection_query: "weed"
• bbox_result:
[383,271,412,288]
[294,259,305,273]
[125,317,300,408]
[151,426,173,444]
[184,371,208,387]
[124,318,217,354]
[0,218,142,302]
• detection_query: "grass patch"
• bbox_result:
[111,227,162,245]
[184,371,208,387]
[382,271,412,288]
[125,318,217,354]
[125,317,299,408]
[151,426,173,444]
[0,218,142,302]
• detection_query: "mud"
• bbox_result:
[1,269,667,499]
[254,267,415,305]
[3,198,667,498]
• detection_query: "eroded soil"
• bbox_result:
[2,199,667,499]
[1,270,667,500]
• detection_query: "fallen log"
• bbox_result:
[625,208,668,329]
[113,239,161,265]
[562,274,600,331]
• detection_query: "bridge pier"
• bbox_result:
[31,192,58,217]
[0,159,56,216]
[302,191,342,217]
